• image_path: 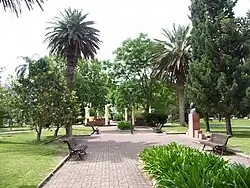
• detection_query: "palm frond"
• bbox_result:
[44,8,101,60]
[15,56,35,78]
[0,0,45,17]
[152,24,191,85]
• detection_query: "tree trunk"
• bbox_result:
[36,124,42,141]
[65,125,72,138]
[218,114,222,122]
[66,55,77,90]
[54,124,60,137]
[204,112,210,132]
[65,54,78,138]
[171,112,174,125]
[178,87,185,126]
[225,113,233,136]
[145,103,150,114]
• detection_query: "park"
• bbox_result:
[1,0,250,187]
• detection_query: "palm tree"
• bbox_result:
[152,24,190,126]
[15,63,28,78]
[44,8,101,137]
[15,55,40,78]
[1,0,44,17]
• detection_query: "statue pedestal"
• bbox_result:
[187,113,204,139]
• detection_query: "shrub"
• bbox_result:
[140,142,250,188]
[144,112,168,127]
[117,121,131,130]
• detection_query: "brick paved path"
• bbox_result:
[43,127,250,188]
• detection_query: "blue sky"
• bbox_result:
[0,0,249,78]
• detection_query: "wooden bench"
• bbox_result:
[153,124,164,133]
[63,138,88,160]
[86,118,105,126]
[200,133,231,155]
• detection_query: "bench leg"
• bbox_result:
[202,145,206,150]
[69,152,74,159]
[78,152,83,160]
[82,150,87,155]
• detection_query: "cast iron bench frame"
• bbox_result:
[89,125,100,135]
[200,133,231,155]
[63,138,88,160]
[153,124,164,133]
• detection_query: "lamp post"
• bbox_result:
[128,87,134,134]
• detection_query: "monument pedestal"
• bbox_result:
[187,113,205,139]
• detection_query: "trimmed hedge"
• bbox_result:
[140,142,250,188]
[144,112,168,127]
[117,121,131,130]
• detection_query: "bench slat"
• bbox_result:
[201,133,231,155]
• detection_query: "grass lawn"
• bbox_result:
[0,127,91,188]
[163,119,250,155]
[0,125,32,132]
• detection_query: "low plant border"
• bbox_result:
[138,158,157,187]
[38,154,69,188]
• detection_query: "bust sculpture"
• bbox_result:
[189,102,197,114]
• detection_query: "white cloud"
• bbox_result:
[0,0,249,79]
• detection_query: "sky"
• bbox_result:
[0,0,249,79]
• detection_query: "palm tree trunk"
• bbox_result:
[178,86,185,126]
[65,54,77,137]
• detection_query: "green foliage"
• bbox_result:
[113,33,160,113]
[152,25,191,85]
[75,59,109,114]
[44,8,101,61]
[151,83,177,114]
[117,121,131,130]
[144,112,168,127]
[1,0,44,17]
[152,25,191,126]
[188,0,250,135]
[12,56,80,140]
[89,108,96,117]
[113,113,124,121]
[45,8,101,137]
[140,142,250,188]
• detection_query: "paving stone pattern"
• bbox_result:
[44,127,250,188]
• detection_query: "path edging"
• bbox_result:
[235,152,250,159]
[38,154,69,188]
[138,158,157,188]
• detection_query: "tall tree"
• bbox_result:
[12,56,79,140]
[189,0,250,135]
[188,0,220,131]
[75,59,109,115]
[44,8,101,137]
[152,24,191,126]
[1,0,45,16]
[113,33,159,113]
